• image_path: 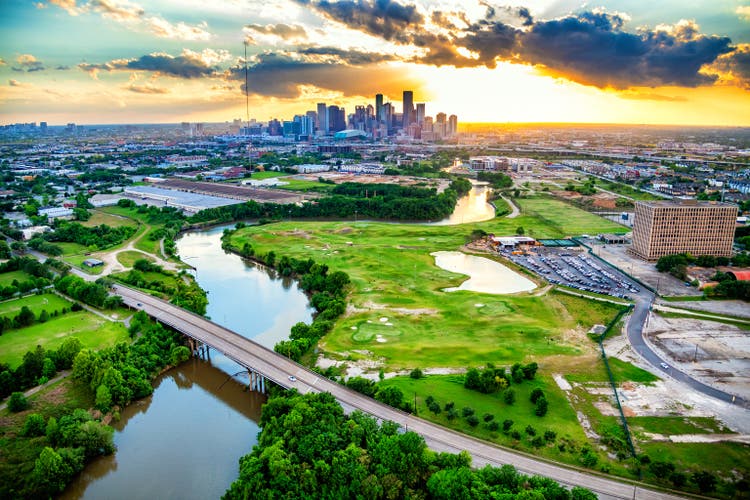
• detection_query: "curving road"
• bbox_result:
[113,284,686,500]
[625,290,749,409]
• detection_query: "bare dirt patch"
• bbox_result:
[279,229,312,239]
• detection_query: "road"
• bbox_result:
[624,291,749,409]
[113,284,686,500]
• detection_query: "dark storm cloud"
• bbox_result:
[227,52,420,98]
[294,0,423,41]
[714,45,750,89]
[245,23,308,40]
[79,53,218,79]
[298,46,396,64]
[519,11,733,88]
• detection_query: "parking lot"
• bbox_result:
[504,247,641,299]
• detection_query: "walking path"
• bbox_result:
[0,371,70,411]
[501,194,520,218]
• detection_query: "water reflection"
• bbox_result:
[428,183,495,225]
[61,225,314,499]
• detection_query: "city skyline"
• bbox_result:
[1,0,750,125]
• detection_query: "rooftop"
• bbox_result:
[636,200,736,208]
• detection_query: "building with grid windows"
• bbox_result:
[630,200,737,260]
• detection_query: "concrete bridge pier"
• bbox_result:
[249,370,266,394]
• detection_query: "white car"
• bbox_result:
[288,375,297,382]
[660,362,669,370]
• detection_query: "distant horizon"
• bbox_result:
[2,1,749,126]
[6,120,749,130]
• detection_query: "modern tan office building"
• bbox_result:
[630,200,737,260]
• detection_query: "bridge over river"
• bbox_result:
[113,284,685,500]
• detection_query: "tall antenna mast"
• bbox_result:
[244,40,250,168]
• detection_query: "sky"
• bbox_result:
[1,0,749,126]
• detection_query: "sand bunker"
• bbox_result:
[432,251,536,294]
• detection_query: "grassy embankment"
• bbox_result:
[0,293,129,368]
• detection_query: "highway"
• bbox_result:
[113,284,687,500]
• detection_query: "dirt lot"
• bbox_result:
[643,312,750,401]
[588,243,702,297]
[604,329,750,434]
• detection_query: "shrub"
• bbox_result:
[409,368,424,379]
[461,407,475,417]
[502,419,514,432]
[544,430,557,442]
[466,415,479,427]
[510,430,521,440]
[502,388,515,405]
[8,392,29,412]
[482,413,494,423]
[22,413,47,436]
[531,436,544,448]
[487,421,500,432]
[525,425,536,436]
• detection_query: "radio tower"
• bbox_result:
[243,40,251,168]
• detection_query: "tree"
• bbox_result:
[483,413,494,423]
[461,407,474,417]
[375,386,405,409]
[409,367,424,379]
[530,388,545,403]
[516,226,525,235]
[525,425,536,436]
[502,419,514,432]
[95,384,112,412]
[8,391,29,412]
[503,388,515,405]
[535,397,549,417]
[466,415,479,427]
[691,470,717,494]
[22,413,47,437]
[32,447,69,495]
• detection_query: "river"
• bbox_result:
[62,186,492,499]
[61,225,314,500]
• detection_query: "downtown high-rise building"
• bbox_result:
[402,91,414,128]
[375,94,384,124]
[316,103,327,134]
[415,103,425,126]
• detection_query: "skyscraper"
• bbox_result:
[448,114,458,136]
[415,103,425,126]
[375,94,384,123]
[316,103,327,134]
[402,90,414,128]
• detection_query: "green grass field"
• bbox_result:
[565,357,660,385]
[82,210,138,229]
[276,179,333,191]
[629,416,732,436]
[0,311,129,367]
[117,250,154,268]
[230,217,624,369]
[250,171,292,180]
[597,180,661,201]
[381,374,592,463]
[0,294,71,319]
[0,271,32,287]
[511,196,624,237]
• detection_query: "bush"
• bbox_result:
[409,368,424,379]
[22,413,47,436]
[486,421,500,432]
[502,419,514,432]
[529,387,545,403]
[544,430,557,442]
[530,436,544,448]
[482,413,494,423]
[525,425,536,436]
[461,407,475,417]
[691,471,717,493]
[8,391,29,412]
[510,430,521,440]
[466,415,479,427]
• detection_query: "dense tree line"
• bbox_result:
[27,237,64,256]
[477,171,513,188]
[42,221,136,250]
[0,302,73,335]
[224,391,596,500]
[190,179,471,224]
[0,337,83,400]
[224,237,349,361]
[71,317,186,413]
[656,252,750,281]
[0,257,54,298]
[54,274,120,309]
[113,260,207,314]
[705,272,750,301]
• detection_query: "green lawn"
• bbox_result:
[0,311,129,367]
[0,271,32,287]
[597,180,661,201]
[511,196,624,237]
[133,231,160,255]
[117,250,154,268]
[0,294,71,319]
[381,374,591,464]
[565,357,660,385]
[82,210,138,229]
[65,254,103,275]
[250,171,292,180]
[56,242,89,256]
[275,179,333,191]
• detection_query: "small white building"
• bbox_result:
[38,207,74,220]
